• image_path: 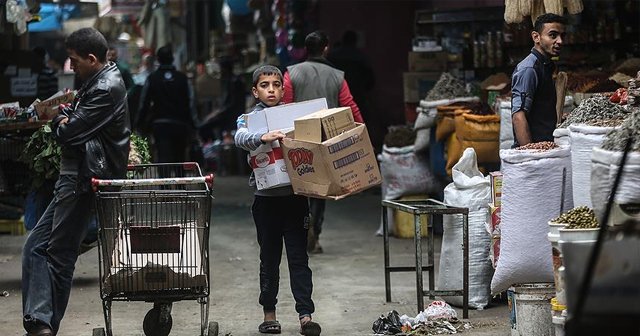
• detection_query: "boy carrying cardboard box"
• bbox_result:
[234,65,321,336]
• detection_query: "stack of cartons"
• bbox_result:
[403,51,447,123]
[244,98,328,190]
[488,171,502,268]
[281,107,382,200]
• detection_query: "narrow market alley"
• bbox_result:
[0,176,509,336]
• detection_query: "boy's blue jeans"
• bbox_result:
[22,175,94,334]
[252,194,315,318]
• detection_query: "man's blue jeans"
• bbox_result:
[22,175,95,333]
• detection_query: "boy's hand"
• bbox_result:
[261,130,286,143]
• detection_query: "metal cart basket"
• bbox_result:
[91,163,216,336]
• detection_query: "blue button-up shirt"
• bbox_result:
[511,48,557,147]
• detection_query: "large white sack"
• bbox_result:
[438,148,493,309]
[379,145,435,200]
[414,108,437,152]
[569,124,616,207]
[499,102,514,149]
[491,146,573,294]
[554,128,570,146]
[377,145,435,234]
[590,147,640,221]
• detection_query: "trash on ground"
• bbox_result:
[374,301,471,335]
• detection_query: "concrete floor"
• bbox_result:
[0,176,510,336]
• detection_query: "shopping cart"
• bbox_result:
[91,163,217,336]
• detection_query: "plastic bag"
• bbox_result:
[372,310,402,335]
[425,301,458,321]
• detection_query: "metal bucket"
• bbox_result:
[508,283,555,336]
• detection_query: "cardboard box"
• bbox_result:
[490,236,501,269]
[293,107,356,143]
[403,72,441,103]
[246,98,327,133]
[488,204,501,236]
[249,141,290,190]
[490,171,503,206]
[281,123,381,200]
[34,91,75,120]
[408,51,448,72]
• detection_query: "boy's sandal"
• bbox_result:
[258,320,282,334]
[300,320,321,336]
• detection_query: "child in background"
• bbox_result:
[234,65,322,336]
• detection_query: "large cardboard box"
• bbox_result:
[293,107,356,143]
[403,72,441,103]
[246,98,327,133]
[244,98,327,189]
[408,51,448,72]
[281,123,381,200]
[34,91,75,120]
[249,141,290,190]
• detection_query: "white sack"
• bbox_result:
[554,128,570,146]
[377,145,435,234]
[569,124,616,208]
[414,110,436,153]
[438,148,493,309]
[419,96,480,109]
[491,146,573,294]
[499,101,514,149]
[590,147,640,221]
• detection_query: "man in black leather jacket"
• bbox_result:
[21,27,130,336]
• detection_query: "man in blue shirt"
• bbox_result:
[511,13,567,147]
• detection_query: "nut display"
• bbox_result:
[559,95,630,128]
[515,141,558,151]
[601,107,640,152]
[425,72,468,101]
[551,206,599,229]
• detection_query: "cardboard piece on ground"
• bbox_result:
[246,98,328,133]
[281,123,381,200]
[34,91,75,120]
[293,107,356,143]
[249,141,290,190]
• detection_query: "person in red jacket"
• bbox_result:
[282,30,364,253]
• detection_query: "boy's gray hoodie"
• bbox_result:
[234,102,293,196]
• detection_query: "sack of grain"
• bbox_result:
[439,148,493,310]
[491,146,573,294]
[569,124,617,208]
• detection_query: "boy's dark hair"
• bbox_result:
[65,27,108,63]
[252,65,283,86]
[533,13,567,33]
[305,30,329,57]
[157,45,174,65]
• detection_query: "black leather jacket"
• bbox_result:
[52,62,131,189]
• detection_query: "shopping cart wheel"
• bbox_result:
[92,327,106,336]
[208,321,219,336]
[143,307,172,336]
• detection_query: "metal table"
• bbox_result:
[382,198,469,318]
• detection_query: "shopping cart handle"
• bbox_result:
[92,175,216,189]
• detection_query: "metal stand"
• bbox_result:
[382,198,469,319]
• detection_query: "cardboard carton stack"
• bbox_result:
[403,51,448,123]
[281,107,382,200]
[488,171,502,268]
[243,98,381,200]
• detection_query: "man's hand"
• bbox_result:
[260,130,286,143]
[58,117,69,125]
